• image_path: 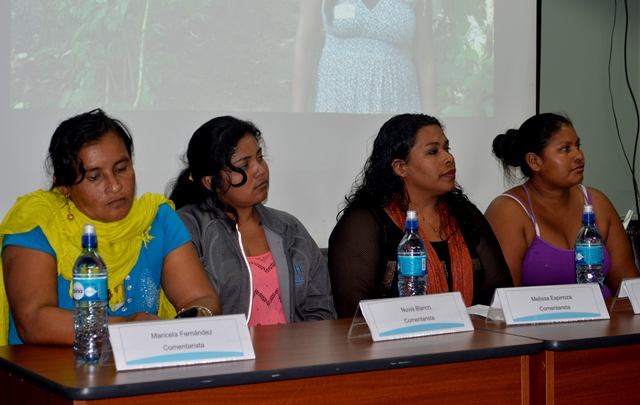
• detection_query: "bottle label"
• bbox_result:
[398,255,426,276]
[72,276,108,302]
[575,245,603,265]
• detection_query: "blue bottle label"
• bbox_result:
[398,255,426,276]
[575,245,603,265]
[72,277,108,302]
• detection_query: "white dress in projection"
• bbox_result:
[314,0,421,114]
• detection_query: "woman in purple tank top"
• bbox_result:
[485,113,638,296]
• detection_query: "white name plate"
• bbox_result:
[108,314,255,371]
[614,278,640,314]
[489,284,609,325]
[359,292,473,342]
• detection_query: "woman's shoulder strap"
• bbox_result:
[499,187,541,236]
[578,184,592,204]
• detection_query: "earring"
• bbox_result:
[66,198,74,221]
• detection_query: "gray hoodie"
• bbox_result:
[177,200,336,323]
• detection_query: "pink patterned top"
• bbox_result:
[248,251,287,326]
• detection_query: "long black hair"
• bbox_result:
[342,113,479,245]
[167,116,263,221]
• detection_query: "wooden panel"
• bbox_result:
[549,344,640,405]
[82,356,527,405]
[475,299,640,404]
[0,369,72,405]
[525,352,546,405]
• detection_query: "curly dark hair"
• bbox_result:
[342,113,480,245]
[48,108,134,188]
[167,116,263,221]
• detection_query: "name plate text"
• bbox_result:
[359,292,473,342]
[109,314,254,371]
[489,284,609,325]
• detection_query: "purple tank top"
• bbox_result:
[513,185,611,297]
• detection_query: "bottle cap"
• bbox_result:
[81,224,98,247]
[583,204,594,214]
[405,210,419,231]
[83,224,96,235]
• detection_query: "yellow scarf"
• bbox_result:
[0,189,177,345]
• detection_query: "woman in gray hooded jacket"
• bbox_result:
[168,116,336,325]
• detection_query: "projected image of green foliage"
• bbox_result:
[11,0,493,116]
[11,0,214,110]
[433,0,494,117]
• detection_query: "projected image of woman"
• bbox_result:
[292,0,436,114]
[168,117,336,325]
[328,113,513,318]
[486,113,639,296]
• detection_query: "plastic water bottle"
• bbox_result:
[397,210,427,296]
[575,204,604,288]
[73,224,108,364]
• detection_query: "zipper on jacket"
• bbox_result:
[236,224,253,325]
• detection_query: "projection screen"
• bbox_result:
[3,0,537,246]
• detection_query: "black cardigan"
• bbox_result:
[328,202,513,318]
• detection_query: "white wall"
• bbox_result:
[539,0,640,217]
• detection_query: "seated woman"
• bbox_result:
[485,113,639,296]
[168,116,336,325]
[328,113,513,318]
[0,109,221,346]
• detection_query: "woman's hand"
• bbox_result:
[109,312,161,324]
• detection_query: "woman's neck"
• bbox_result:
[406,191,440,214]
[227,205,259,226]
[407,195,445,241]
[526,178,573,206]
[233,205,269,257]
